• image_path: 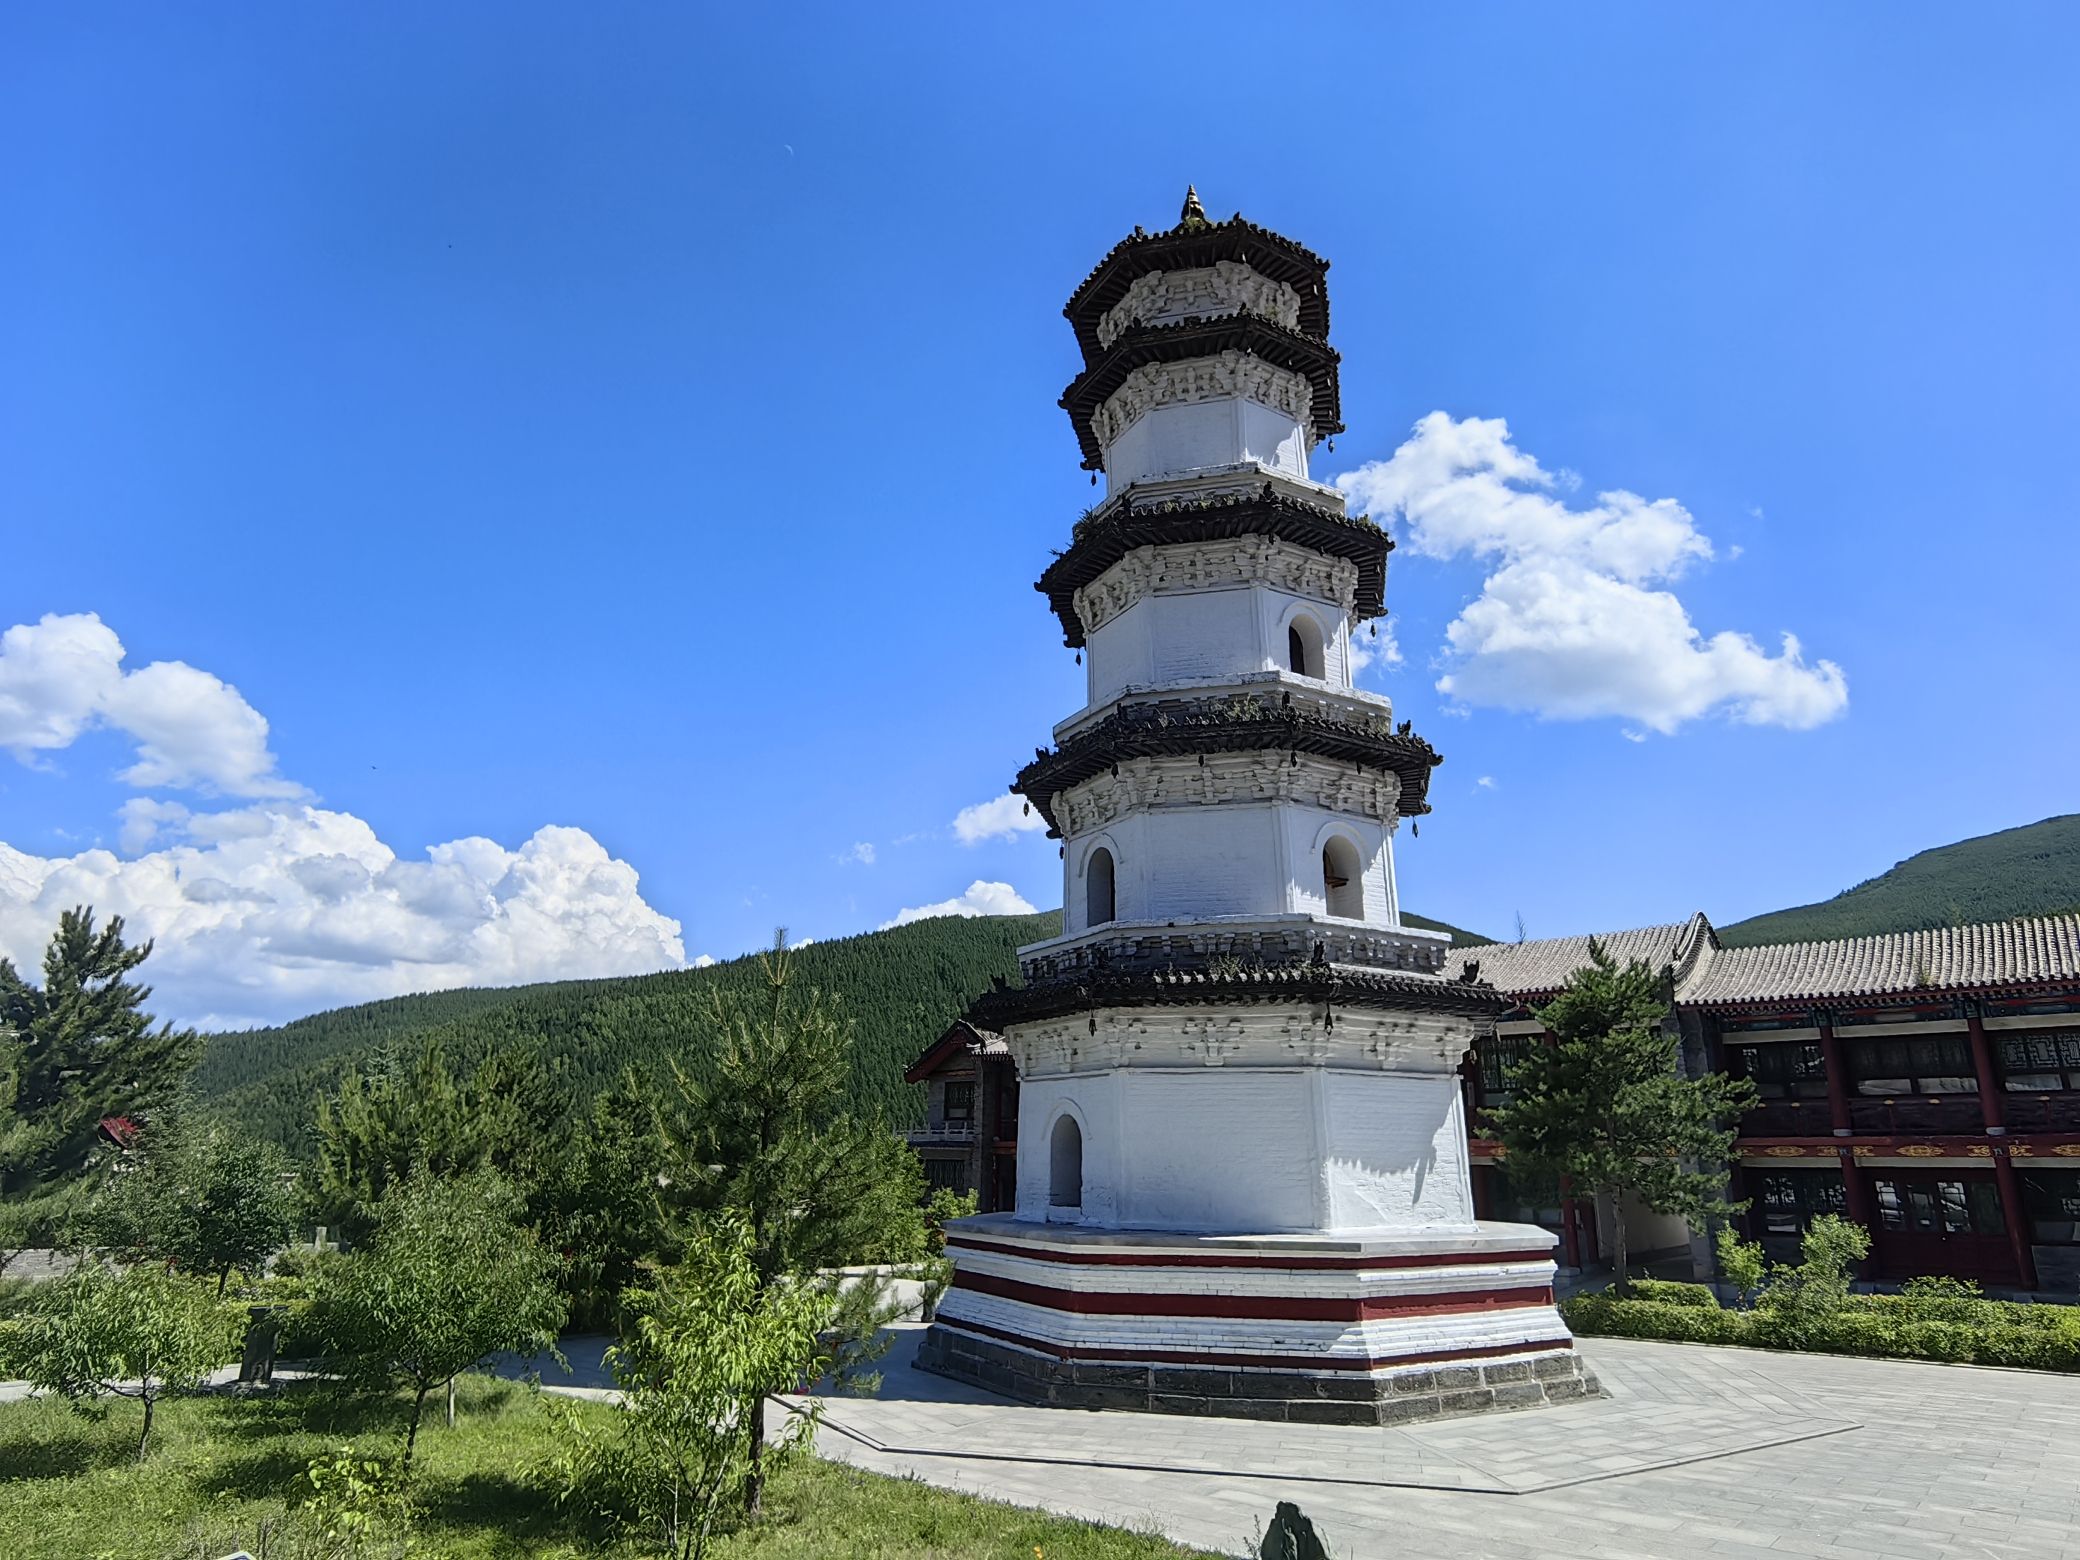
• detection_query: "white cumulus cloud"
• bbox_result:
[0,809,686,1030]
[0,612,687,1027]
[952,794,1045,845]
[1336,414,1847,735]
[0,613,303,797]
[879,880,1036,930]
[837,842,876,866]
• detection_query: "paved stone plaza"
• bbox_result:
[788,1325,2080,1559]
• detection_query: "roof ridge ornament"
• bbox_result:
[1177,184,1211,231]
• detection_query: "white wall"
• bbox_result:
[1014,1063,1476,1236]
[1062,800,1398,935]
[1321,1076,1474,1229]
[1104,395,1310,490]
[1085,585,1353,709]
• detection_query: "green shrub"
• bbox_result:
[1563,1295,1750,1345]
[1626,1279,1720,1309]
[1974,1325,2080,1372]
[1716,1228,1766,1307]
[1895,1275,1989,1325]
[1761,1214,1871,1317]
[1567,1289,2080,1372]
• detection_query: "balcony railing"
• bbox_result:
[1741,1100,1836,1138]
[2001,1093,2080,1134]
[1846,1095,1985,1136]
[906,1122,977,1145]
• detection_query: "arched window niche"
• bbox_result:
[1322,835,1365,920]
[1049,1114,1084,1209]
[1085,845,1116,927]
[1286,613,1326,679]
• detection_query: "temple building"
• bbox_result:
[913,191,1596,1425]
[1456,913,2080,1295]
[904,1019,1018,1213]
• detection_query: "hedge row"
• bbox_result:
[1562,1293,2080,1372]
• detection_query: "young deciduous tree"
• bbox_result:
[647,931,926,1516]
[80,1117,300,1294]
[558,1215,825,1560]
[0,908,199,1271]
[1487,941,1757,1295]
[318,1171,566,1471]
[19,1260,240,1459]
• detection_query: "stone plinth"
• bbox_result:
[917,1215,1601,1426]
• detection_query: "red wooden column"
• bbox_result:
[1557,1175,1582,1270]
[1837,1146,1874,1240]
[1817,1012,1853,1136]
[1990,1143,2039,1290]
[1965,1004,2007,1134]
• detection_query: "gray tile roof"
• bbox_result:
[1680,913,2080,1007]
[1443,915,1714,1001]
[1441,910,2080,1009]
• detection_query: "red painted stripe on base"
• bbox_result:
[946,1235,1552,1272]
[935,1314,1574,1373]
[950,1268,1554,1323]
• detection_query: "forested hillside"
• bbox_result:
[196,902,1492,1153]
[196,910,1063,1154]
[1718,814,2080,947]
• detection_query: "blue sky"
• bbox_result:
[3,4,2075,1026]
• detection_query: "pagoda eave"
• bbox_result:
[1063,215,1332,358]
[1013,696,1442,832]
[1037,486,1392,647]
[1060,313,1343,471]
[968,963,1508,1032]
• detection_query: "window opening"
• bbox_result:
[1049,1115,1083,1208]
[1086,847,1116,926]
[1846,1035,1976,1096]
[1322,836,1363,919]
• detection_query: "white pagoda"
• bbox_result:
[916,191,1596,1424]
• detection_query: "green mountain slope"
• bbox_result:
[196,910,1063,1154]
[195,903,1492,1153]
[1718,814,2080,948]
[1406,911,1493,948]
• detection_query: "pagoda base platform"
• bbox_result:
[916,1214,1601,1426]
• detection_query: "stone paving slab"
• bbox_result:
[798,1326,1860,1496]
[791,1328,2080,1558]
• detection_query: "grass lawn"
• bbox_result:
[0,1376,1219,1559]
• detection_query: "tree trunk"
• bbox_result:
[1610,1199,1631,1296]
[137,1392,154,1461]
[217,1267,229,1297]
[404,1382,429,1472]
[743,1393,766,1518]
[446,1374,456,1428]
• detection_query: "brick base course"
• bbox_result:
[914,1324,1603,1426]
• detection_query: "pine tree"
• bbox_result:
[1486,941,1757,1294]
[0,908,198,1272]
[312,1040,567,1245]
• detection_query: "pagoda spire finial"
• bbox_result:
[1178,184,1209,229]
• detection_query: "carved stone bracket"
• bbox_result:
[1091,351,1315,449]
[1053,751,1405,837]
[1096,261,1304,349]
[1072,537,1361,635]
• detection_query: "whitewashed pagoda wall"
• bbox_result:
[1104,396,1311,489]
[1062,800,1399,934]
[1005,1014,1479,1235]
[1083,586,1354,706]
